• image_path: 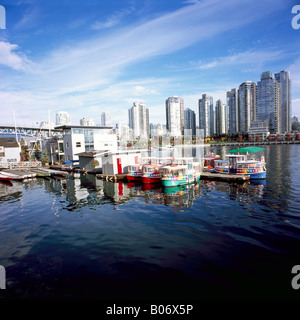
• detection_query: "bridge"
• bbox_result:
[0,125,63,137]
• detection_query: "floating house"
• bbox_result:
[56,125,118,162]
[0,137,20,165]
[100,149,146,175]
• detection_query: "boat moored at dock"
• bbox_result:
[213,147,266,179]
[161,158,201,187]
[141,157,172,184]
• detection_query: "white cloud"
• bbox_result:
[0,0,289,125]
[0,41,32,71]
[190,49,285,71]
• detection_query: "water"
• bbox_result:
[0,144,300,300]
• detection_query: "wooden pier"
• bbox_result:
[200,172,250,182]
[0,167,69,180]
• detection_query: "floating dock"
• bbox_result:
[96,173,127,182]
[200,172,250,182]
[0,167,69,180]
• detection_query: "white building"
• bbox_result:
[56,125,117,161]
[56,111,71,126]
[128,102,149,139]
[166,96,184,136]
[0,137,20,165]
[101,112,111,127]
[199,94,214,138]
[100,149,146,175]
[215,99,226,135]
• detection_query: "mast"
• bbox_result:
[12,107,18,142]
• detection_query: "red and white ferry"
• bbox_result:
[141,157,172,184]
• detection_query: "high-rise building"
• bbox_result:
[166,96,184,136]
[128,102,149,139]
[275,70,291,133]
[227,89,239,134]
[101,112,112,127]
[199,94,214,138]
[56,111,71,126]
[215,99,226,135]
[257,71,280,134]
[184,108,196,136]
[238,81,257,134]
[80,117,95,126]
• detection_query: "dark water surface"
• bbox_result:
[0,144,300,300]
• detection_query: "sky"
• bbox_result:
[0,0,299,127]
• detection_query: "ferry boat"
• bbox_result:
[141,158,172,184]
[0,173,13,181]
[161,158,201,187]
[127,157,156,181]
[213,147,266,179]
[203,152,220,171]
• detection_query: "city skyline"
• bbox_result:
[0,0,299,127]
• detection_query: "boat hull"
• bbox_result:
[162,175,200,187]
[142,176,161,184]
[127,174,142,181]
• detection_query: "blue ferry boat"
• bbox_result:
[213,147,267,179]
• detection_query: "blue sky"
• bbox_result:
[0,0,299,127]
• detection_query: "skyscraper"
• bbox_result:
[275,70,291,133]
[238,81,256,134]
[80,118,95,126]
[166,96,184,136]
[184,108,196,136]
[199,94,214,138]
[56,111,71,126]
[227,88,239,134]
[128,102,149,139]
[101,112,111,127]
[215,99,226,135]
[257,71,280,134]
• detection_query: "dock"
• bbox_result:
[200,172,250,182]
[0,167,69,180]
[96,173,128,182]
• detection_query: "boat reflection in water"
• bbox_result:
[40,173,266,211]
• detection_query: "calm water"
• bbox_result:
[0,144,300,300]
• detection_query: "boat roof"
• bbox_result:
[163,165,188,171]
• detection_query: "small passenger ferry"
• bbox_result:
[127,157,157,181]
[141,158,172,184]
[203,152,220,171]
[213,147,266,179]
[161,158,201,187]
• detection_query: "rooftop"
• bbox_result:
[0,137,19,148]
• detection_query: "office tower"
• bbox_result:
[227,88,239,134]
[56,111,71,126]
[257,71,280,134]
[238,81,257,134]
[165,96,184,136]
[80,118,95,126]
[128,102,149,139]
[215,99,226,135]
[275,70,291,133]
[184,108,196,136]
[101,112,111,127]
[199,94,214,137]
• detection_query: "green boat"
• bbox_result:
[161,158,201,187]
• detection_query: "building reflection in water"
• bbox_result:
[34,172,266,212]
